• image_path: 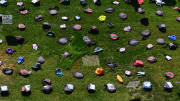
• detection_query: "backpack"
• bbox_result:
[0,14,3,22]
[73,72,84,79]
[87,83,95,93]
[2,68,13,75]
[80,0,87,6]
[43,85,52,94]
[164,72,175,79]
[104,84,116,93]
[18,24,26,30]
[6,48,14,54]
[37,56,45,64]
[143,81,152,91]
[94,0,101,5]
[105,8,114,13]
[83,8,93,14]
[147,56,157,63]
[42,78,51,86]
[168,43,177,50]
[133,60,144,67]
[110,33,119,40]
[34,15,43,22]
[19,69,31,76]
[55,68,63,77]
[49,6,59,15]
[107,23,114,28]
[46,31,55,37]
[163,43,178,50]
[31,62,41,70]
[64,84,74,94]
[61,52,71,58]
[124,0,131,4]
[16,36,25,44]
[119,13,128,21]
[19,7,28,15]
[89,26,99,34]
[138,8,145,14]
[105,62,117,71]
[32,0,40,6]
[168,35,177,41]
[141,30,151,40]
[22,85,31,95]
[72,24,82,30]
[58,38,68,45]
[83,36,96,47]
[140,17,149,26]
[18,56,24,64]
[42,22,51,29]
[129,39,139,46]
[0,0,8,7]
[156,10,163,16]
[163,81,173,92]
[157,38,165,45]
[157,24,166,32]
[59,0,70,5]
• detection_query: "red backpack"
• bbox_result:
[133,60,144,67]
[83,8,93,14]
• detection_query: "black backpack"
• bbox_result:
[42,22,51,29]
[163,43,178,50]
[2,68,13,75]
[94,0,101,5]
[80,0,87,6]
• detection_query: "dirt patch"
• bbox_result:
[127,81,140,88]
[72,58,82,69]
[82,55,100,66]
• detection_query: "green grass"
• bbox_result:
[0,0,180,101]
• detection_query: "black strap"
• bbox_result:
[53,6,59,10]
[163,44,168,48]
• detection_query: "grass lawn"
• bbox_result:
[0,0,180,101]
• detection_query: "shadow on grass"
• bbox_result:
[1,92,9,97]
[5,36,18,46]
[164,0,176,6]
[22,91,31,96]
[178,93,180,97]
[130,98,141,101]
[126,0,140,11]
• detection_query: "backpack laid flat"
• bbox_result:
[49,6,59,15]
[84,8,93,13]
[133,60,144,67]
[19,7,28,15]
[2,68,13,75]
[80,0,87,6]
[42,78,51,86]
[18,24,26,30]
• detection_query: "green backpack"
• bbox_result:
[46,31,55,37]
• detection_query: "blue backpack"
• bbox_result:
[168,35,177,41]
[55,68,63,77]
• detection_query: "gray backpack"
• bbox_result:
[104,84,116,93]
[87,83,95,93]
[119,13,127,21]
[64,84,74,94]
[156,10,163,16]
[138,8,145,14]
[49,6,59,15]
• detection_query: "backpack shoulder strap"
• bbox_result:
[53,6,59,10]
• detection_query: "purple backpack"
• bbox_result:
[6,48,14,54]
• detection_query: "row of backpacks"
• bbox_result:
[0,78,173,96]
